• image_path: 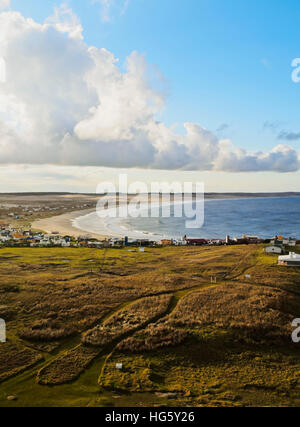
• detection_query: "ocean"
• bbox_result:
[73,197,300,241]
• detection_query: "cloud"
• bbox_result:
[0,7,299,173]
[277,130,300,141]
[0,0,9,11]
[263,122,300,141]
[215,142,300,173]
[92,0,130,22]
[263,120,281,132]
[45,3,84,40]
[216,123,229,133]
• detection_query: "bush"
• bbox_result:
[117,323,189,353]
[82,295,172,347]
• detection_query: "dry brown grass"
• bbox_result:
[19,318,76,342]
[36,345,99,385]
[0,305,15,321]
[1,245,300,406]
[116,323,189,353]
[82,295,172,347]
[167,283,300,344]
[0,341,43,383]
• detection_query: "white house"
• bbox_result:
[56,239,71,247]
[265,246,283,254]
[173,239,187,246]
[61,241,71,247]
[278,252,300,267]
[271,237,297,247]
[39,239,51,247]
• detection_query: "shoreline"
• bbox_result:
[31,195,300,242]
[31,208,109,240]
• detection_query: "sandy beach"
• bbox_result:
[29,193,300,242]
[31,195,164,241]
[31,208,108,240]
[30,195,149,240]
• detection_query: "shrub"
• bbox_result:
[82,295,172,347]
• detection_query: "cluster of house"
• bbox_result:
[262,235,300,267]
[1,222,299,267]
[0,224,179,248]
[165,234,278,247]
[0,225,74,247]
[264,236,297,254]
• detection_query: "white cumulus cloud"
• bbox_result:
[0,0,9,11]
[0,6,299,173]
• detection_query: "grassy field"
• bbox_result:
[0,244,299,407]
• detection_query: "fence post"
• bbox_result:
[0,319,6,343]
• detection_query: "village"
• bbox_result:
[0,220,299,266]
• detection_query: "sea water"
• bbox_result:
[74,197,300,241]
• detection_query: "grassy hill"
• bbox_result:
[0,245,299,407]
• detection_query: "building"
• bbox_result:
[39,239,51,247]
[12,232,25,240]
[233,237,248,244]
[173,239,187,246]
[225,235,231,245]
[278,252,300,267]
[160,239,173,246]
[185,238,207,246]
[87,241,104,248]
[209,239,225,246]
[265,245,283,254]
[271,236,297,247]
[242,235,259,243]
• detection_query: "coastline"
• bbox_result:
[31,195,300,241]
[31,208,108,240]
[31,195,154,240]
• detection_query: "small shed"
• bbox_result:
[265,245,283,254]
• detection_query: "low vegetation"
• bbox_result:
[167,283,300,345]
[19,319,77,342]
[0,244,299,407]
[82,295,172,347]
[36,346,100,385]
[116,324,189,353]
[0,342,43,383]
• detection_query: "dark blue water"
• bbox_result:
[123,197,300,239]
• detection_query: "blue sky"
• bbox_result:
[1,0,300,191]
[11,0,300,151]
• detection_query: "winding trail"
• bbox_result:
[97,283,218,387]
[1,248,265,390]
[15,282,219,390]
